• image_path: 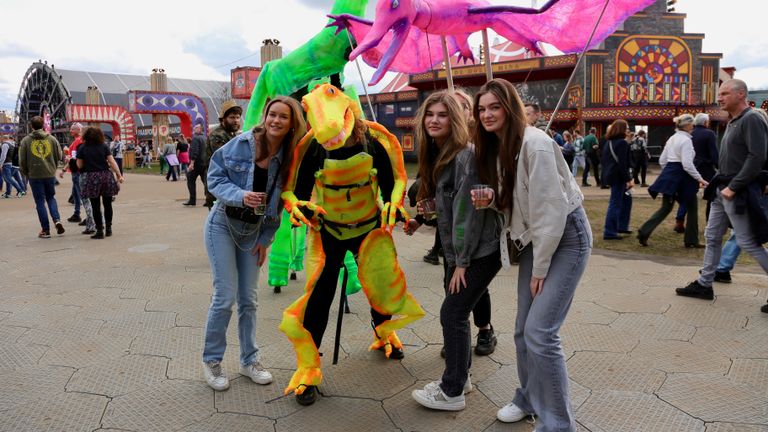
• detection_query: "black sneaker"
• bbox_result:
[714,271,732,283]
[54,221,65,235]
[67,214,82,223]
[423,248,440,265]
[78,220,87,226]
[474,327,497,356]
[38,230,51,239]
[675,281,714,300]
[296,385,317,406]
[440,346,446,358]
[761,303,768,314]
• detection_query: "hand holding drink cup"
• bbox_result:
[416,198,437,221]
[244,191,268,215]
[471,184,493,209]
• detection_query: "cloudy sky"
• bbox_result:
[1,0,766,114]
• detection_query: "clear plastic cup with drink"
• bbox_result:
[471,184,493,209]
[254,192,267,215]
[417,198,437,221]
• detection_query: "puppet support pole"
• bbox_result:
[545,0,610,133]
[482,30,493,82]
[440,36,455,93]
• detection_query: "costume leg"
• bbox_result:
[341,250,362,295]
[289,225,307,272]
[269,210,294,287]
[358,229,425,357]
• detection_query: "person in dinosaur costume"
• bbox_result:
[279,83,424,406]
[242,0,368,130]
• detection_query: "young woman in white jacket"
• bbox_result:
[472,79,592,432]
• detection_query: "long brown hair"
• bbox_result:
[414,91,470,199]
[605,119,628,140]
[472,79,527,212]
[253,96,306,183]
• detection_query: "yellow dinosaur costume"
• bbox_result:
[280,84,424,397]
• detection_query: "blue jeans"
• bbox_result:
[698,193,768,287]
[12,167,26,192]
[603,183,632,238]
[29,178,61,231]
[716,232,740,272]
[2,164,23,195]
[203,205,264,365]
[513,208,592,432]
[71,172,82,217]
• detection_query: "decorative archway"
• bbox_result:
[0,123,17,135]
[15,62,71,140]
[615,35,692,104]
[127,91,208,137]
[66,104,137,144]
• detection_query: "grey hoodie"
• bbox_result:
[19,129,62,179]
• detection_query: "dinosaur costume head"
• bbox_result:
[302,83,362,151]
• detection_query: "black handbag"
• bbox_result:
[224,155,282,224]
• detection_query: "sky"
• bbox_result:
[0,0,766,115]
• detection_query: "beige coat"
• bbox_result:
[497,126,584,278]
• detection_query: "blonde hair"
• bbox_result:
[673,114,695,130]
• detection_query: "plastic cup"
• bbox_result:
[254,192,267,215]
[472,184,492,209]
[417,198,437,220]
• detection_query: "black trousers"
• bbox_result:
[587,153,601,185]
[89,196,113,229]
[186,164,207,204]
[303,228,390,349]
[437,231,492,328]
[440,250,501,396]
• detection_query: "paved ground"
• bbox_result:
[1,173,767,432]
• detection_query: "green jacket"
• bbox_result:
[19,129,62,179]
[583,133,599,156]
[203,125,237,167]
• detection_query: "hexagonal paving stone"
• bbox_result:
[102,379,214,431]
[320,357,415,399]
[130,326,204,357]
[476,364,521,408]
[99,311,177,338]
[487,331,517,366]
[80,298,150,321]
[665,303,747,330]
[0,342,49,369]
[609,313,696,341]
[658,373,768,424]
[66,354,169,397]
[384,380,499,432]
[629,339,731,374]
[0,324,28,345]
[560,323,639,353]
[592,294,671,314]
[692,327,768,359]
[564,301,620,325]
[40,335,132,368]
[568,352,666,393]
[215,371,302,419]
[177,412,276,431]
[0,391,108,432]
[167,349,242,381]
[401,344,500,384]
[577,390,705,432]
[728,359,768,397]
[705,423,768,432]
[0,365,74,411]
[276,396,396,432]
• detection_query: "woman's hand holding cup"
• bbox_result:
[471,184,493,209]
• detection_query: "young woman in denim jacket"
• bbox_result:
[202,97,306,391]
[406,91,501,411]
[473,79,592,432]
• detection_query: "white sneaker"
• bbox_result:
[412,381,466,411]
[425,375,473,394]
[203,361,229,391]
[240,362,273,385]
[497,402,529,423]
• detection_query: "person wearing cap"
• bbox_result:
[637,114,708,248]
[204,100,242,208]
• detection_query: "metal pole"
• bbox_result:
[345,31,378,123]
[440,36,455,93]
[545,0,611,133]
[482,30,493,82]
[332,266,349,365]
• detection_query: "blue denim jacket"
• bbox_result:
[207,130,285,247]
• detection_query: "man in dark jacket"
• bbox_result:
[583,127,601,187]
[19,116,65,238]
[183,124,207,206]
[677,80,768,312]
[203,100,241,208]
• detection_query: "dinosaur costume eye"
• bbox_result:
[391,0,399,8]
[327,87,336,96]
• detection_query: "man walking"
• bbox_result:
[676,79,768,312]
[183,124,207,206]
[0,135,25,197]
[203,100,241,208]
[110,135,125,174]
[19,116,65,238]
[583,127,601,187]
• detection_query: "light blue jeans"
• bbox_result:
[2,164,23,195]
[716,232,740,272]
[203,205,264,366]
[698,193,768,287]
[513,207,592,432]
